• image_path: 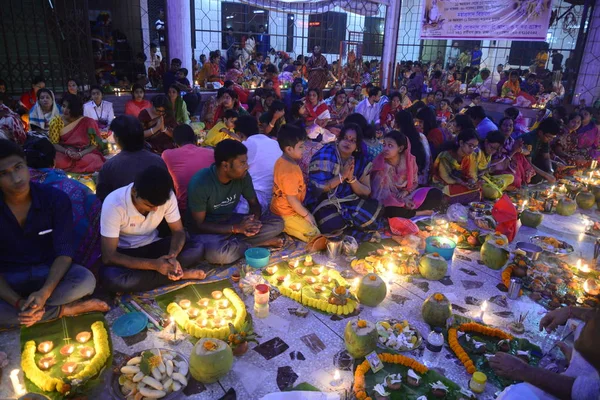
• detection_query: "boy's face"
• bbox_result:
[225,117,237,129]
[176,71,184,79]
[285,140,305,160]
[473,97,481,105]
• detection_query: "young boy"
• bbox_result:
[271,124,320,242]
[469,93,481,107]
[204,109,239,147]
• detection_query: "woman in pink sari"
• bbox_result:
[305,88,336,143]
[576,107,600,160]
[489,117,535,188]
[48,94,105,173]
[371,130,443,218]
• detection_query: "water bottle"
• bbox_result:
[423,327,444,367]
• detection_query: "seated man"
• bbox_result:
[234,115,282,214]
[0,139,108,328]
[187,139,284,265]
[100,166,206,293]
[465,105,497,140]
[96,115,167,201]
[355,86,383,125]
[162,125,215,212]
[520,118,559,184]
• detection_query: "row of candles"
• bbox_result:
[36,331,95,373]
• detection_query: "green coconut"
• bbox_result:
[485,232,508,243]
[418,253,448,280]
[480,238,510,270]
[520,210,543,228]
[556,198,577,216]
[421,293,453,328]
[344,319,378,358]
[190,338,233,383]
[356,273,387,307]
[576,191,596,210]
[482,184,502,200]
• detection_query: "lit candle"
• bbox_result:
[311,266,323,275]
[265,265,278,275]
[521,200,528,212]
[61,362,77,375]
[9,369,26,397]
[321,275,332,284]
[295,268,306,276]
[76,331,92,343]
[79,346,95,359]
[224,309,234,319]
[219,299,229,309]
[211,291,223,300]
[38,357,55,370]
[576,259,582,271]
[179,299,191,309]
[60,344,75,356]
[330,368,342,387]
[206,307,216,317]
[293,259,300,268]
[37,341,54,354]
[198,318,208,327]
[579,232,586,242]
[197,298,210,307]
[213,317,225,327]
[290,282,302,291]
[305,276,317,284]
[188,308,200,318]
[479,300,488,321]
[276,274,289,283]
[313,284,324,293]
[580,264,591,274]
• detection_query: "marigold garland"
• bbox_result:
[448,323,513,375]
[353,352,428,400]
[501,265,523,296]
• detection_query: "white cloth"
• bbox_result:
[355,98,381,125]
[478,75,500,98]
[244,134,282,204]
[100,183,180,249]
[83,100,115,127]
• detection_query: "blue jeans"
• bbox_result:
[0,264,96,328]
[99,237,205,293]
[190,212,284,265]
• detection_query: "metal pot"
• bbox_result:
[515,242,543,261]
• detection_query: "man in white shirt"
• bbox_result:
[475,69,499,99]
[233,115,282,213]
[355,86,383,126]
[99,166,206,293]
[446,42,460,68]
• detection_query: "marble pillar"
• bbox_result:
[166,0,193,72]
[381,0,401,90]
[573,3,600,105]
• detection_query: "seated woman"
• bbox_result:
[259,100,286,137]
[167,84,191,125]
[348,84,364,107]
[212,88,248,125]
[371,130,444,218]
[285,80,305,115]
[224,58,244,83]
[138,94,176,154]
[398,85,413,109]
[306,123,383,241]
[0,103,26,144]
[47,94,105,172]
[416,106,448,158]
[576,107,600,161]
[25,137,102,269]
[62,78,86,104]
[395,110,431,185]
[305,88,336,143]
[251,89,276,118]
[125,83,152,118]
[490,117,535,189]
[327,90,352,134]
[29,89,61,133]
[83,85,114,135]
[445,72,462,96]
[504,106,528,137]
[553,113,582,165]
[380,91,403,132]
[501,71,521,99]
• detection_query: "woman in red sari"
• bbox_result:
[48,94,105,173]
[138,94,176,154]
[305,88,336,143]
[380,91,403,131]
[125,83,152,118]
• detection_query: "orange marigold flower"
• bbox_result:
[434,293,444,301]
[467,366,477,374]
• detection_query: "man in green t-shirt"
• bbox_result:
[187,139,284,264]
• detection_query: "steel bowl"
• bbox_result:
[515,242,543,261]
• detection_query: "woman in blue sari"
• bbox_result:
[24,137,102,269]
[307,123,383,241]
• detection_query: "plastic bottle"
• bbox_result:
[423,327,444,367]
[254,284,270,318]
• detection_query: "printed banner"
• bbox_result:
[420,0,553,41]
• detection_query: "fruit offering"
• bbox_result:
[376,320,422,352]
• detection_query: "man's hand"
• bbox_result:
[21,290,50,312]
[539,306,570,333]
[489,353,530,380]
[235,215,262,237]
[154,256,180,277]
[19,307,45,327]
[165,254,184,280]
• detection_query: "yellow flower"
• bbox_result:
[357,320,367,328]
[203,340,218,351]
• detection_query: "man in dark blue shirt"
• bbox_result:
[0,140,108,328]
[162,58,181,94]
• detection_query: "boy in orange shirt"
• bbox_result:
[271,124,320,242]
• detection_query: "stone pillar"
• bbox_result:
[166,0,193,72]
[573,2,600,105]
[381,0,402,90]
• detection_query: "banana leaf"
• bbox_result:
[355,352,464,400]
[355,239,398,260]
[19,312,113,400]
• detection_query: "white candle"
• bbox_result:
[480,300,488,321]
[9,369,26,397]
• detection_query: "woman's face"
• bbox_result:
[568,115,582,132]
[67,80,78,95]
[581,110,592,125]
[484,140,502,156]
[382,137,404,160]
[307,91,318,105]
[391,96,401,109]
[133,88,145,101]
[399,86,407,95]
[335,94,347,106]
[62,101,71,118]
[435,92,443,101]
[500,118,514,136]
[234,60,240,69]
[265,81,274,90]
[221,93,233,108]
[298,104,306,116]
[460,138,479,155]
[338,129,358,155]
[334,82,342,91]
[168,87,179,101]
[91,89,103,104]
[510,74,518,83]
[38,92,53,110]
[294,83,303,94]
[414,118,424,133]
